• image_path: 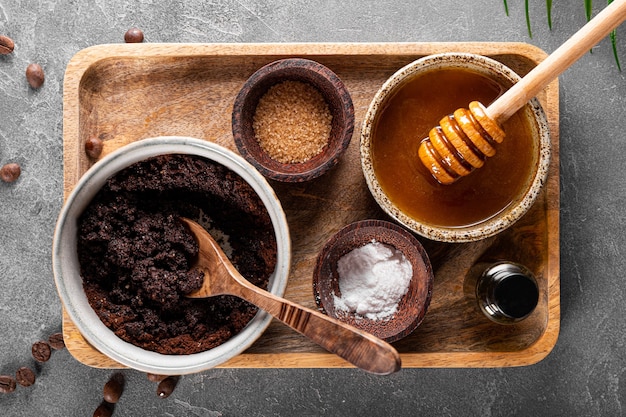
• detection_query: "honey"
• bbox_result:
[371,68,537,228]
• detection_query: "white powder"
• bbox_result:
[333,240,413,320]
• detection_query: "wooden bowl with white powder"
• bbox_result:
[232,58,354,182]
[313,219,434,343]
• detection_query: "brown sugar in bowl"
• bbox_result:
[313,220,434,343]
[232,58,355,182]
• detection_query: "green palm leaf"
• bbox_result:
[547,0,553,29]
[608,0,622,70]
[585,0,593,21]
[526,0,532,37]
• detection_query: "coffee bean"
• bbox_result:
[93,401,113,417]
[15,367,35,387]
[85,137,104,159]
[0,35,14,54]
[124,28,144,43]
[0,163,21,183]
[146,373,167,382]
[0,375,17,394]
[26,63,45,89]
[156,376,179,398]
[32,340,52,362]
[48,332,65,350]
[103,373,124,404]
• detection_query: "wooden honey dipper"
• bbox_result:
[419,0,626,185]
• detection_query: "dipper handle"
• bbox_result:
[488,0,626,124]
[419,0,626,185]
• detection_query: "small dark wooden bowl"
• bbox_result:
[232,58,355,182]
[313,220,434,343]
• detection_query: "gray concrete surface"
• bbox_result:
[1,1,626,415]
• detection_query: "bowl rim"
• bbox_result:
[312,219,434,343]
[360,52,551,243]
[52,136,291,375]
[232,57,355,182]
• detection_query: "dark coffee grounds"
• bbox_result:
[77,154,277,355]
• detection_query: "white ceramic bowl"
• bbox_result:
[53,136,291,375]
[360,53,551,243]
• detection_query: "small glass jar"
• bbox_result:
[472,261,539,324]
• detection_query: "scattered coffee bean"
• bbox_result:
[31,340,52,362]
[93,401,113,417]
[0,375,17,394]
[15,367,36,387]
[0,35,14,55]
[0,163,21,183]
[48,332,65,350]
[146,373,167,382]
[103,373,124,404]
[156,376,179,399]
[85,137,104,159]
[26,63,45,89]
[124,28,144,43]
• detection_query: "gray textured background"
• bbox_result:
[1,1,626,416]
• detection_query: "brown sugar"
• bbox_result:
[253,80,332,163]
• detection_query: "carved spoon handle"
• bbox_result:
[234,279,402,375]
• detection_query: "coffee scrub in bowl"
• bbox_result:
[53,137,291,375]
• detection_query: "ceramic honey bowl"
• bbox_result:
[360,53,551,243]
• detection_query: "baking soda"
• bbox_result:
[334,240,412,320]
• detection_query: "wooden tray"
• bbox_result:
[62,42,559,369]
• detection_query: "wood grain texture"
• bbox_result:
[61,42,559,369]
[182,217,401,375]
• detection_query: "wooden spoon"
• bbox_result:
[418,0,626,184]
[179,217,401,375]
